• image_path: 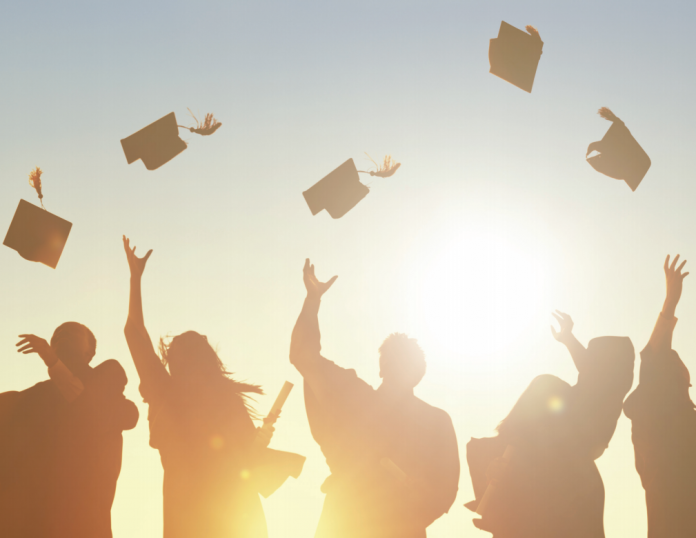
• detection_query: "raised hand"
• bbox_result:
[303,259,338,300]
[550,311,574,344]
[16,334,58,368]
[123,235,153,279]
[663,254,689,317]
[255,424,276,449]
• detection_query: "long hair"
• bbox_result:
[159,331,263,415]
[496,374,571,443]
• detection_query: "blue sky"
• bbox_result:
[2,1,696,536]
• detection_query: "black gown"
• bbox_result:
[623,345,696,537]
[303,356,460,538]
[466,336,634,538]
[0,359,139,538]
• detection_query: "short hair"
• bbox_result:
[379,333,426,388]
[50,322,97,363]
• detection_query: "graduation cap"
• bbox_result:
[489,22,544,93]
[303,155,401,219]
[121,109,222,171]
[586,108,651,191]
[3,168,72,269]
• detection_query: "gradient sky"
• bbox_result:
[2,1,696,536]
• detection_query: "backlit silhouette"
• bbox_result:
[303,155,401,219]
[122,236,303,538]
[290,259,460,538]
[489,22,543,93]
[466,312,634,537]
[3,169,73,268]
[623,255,696,537]
[121,109,221,171]
[586,107,651,191]
[0,324,139,538]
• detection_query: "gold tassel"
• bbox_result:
[358,154,402,178]
[28,167,45,209]
[178,108,222,136]
[598,107,619,122]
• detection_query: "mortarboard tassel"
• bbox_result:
[357,154,401,178]
[525,25,543,43]
[28,167,45,209]
[598,107,619,122]
[178,108,222,136]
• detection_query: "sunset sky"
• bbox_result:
[3,1,696,536]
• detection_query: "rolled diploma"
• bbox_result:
[476,445,515,516]
[253,381,294,447]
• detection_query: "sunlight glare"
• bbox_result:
[409,228,550,357]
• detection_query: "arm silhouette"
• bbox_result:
[646,255,688,354]
[16,334,84,401]
[551,310,588,372]
[289,259,337,399]
[122,236,166,385]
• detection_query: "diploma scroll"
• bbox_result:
[253,381,294,449]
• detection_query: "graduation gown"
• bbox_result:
[466,337,634,538]
[142,373,303,538]
[623,344,696,537]
[303,357,460,538]
[0,359,139,538]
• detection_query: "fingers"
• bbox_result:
[678,259,688,273]
[665,255,670,273]
[551,312,563,324]
[144,249,153,262]
[304,258,310,272]
[684,272,690,279]
[671,255,681,272]
[325,275,338,290]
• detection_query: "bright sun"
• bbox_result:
[408,227,552,357]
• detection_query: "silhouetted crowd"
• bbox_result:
[0,241,693,537]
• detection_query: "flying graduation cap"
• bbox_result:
[121,109,222,171]
[303,154,401,219]
[3,168,73,269]
[586,108,651,191]
[489,22,544,93]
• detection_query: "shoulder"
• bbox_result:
[413,397,456,430]
[317,357,373,390]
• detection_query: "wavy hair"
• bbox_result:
[159,331,262,414]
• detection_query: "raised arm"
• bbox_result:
[16,334,84,401]
[646,255,688,353]
[551,311,588,373]
[122,236,164,383]
[289,259,337,375]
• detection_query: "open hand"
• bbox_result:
[551,311,574,343]
[303,259,337,300]
[16,334,58,368]
[123,235,153,279]
[664,255,689,314]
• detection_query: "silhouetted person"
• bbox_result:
[466,312,634,538]
[0,323,139,538]
[623,255,696,537]
[290,259,460,538]
[123,236,300,538]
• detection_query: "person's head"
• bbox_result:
[50,322,97,369]
[159,331,262,395]
[496,374,571,443]
[378,333,426,390]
